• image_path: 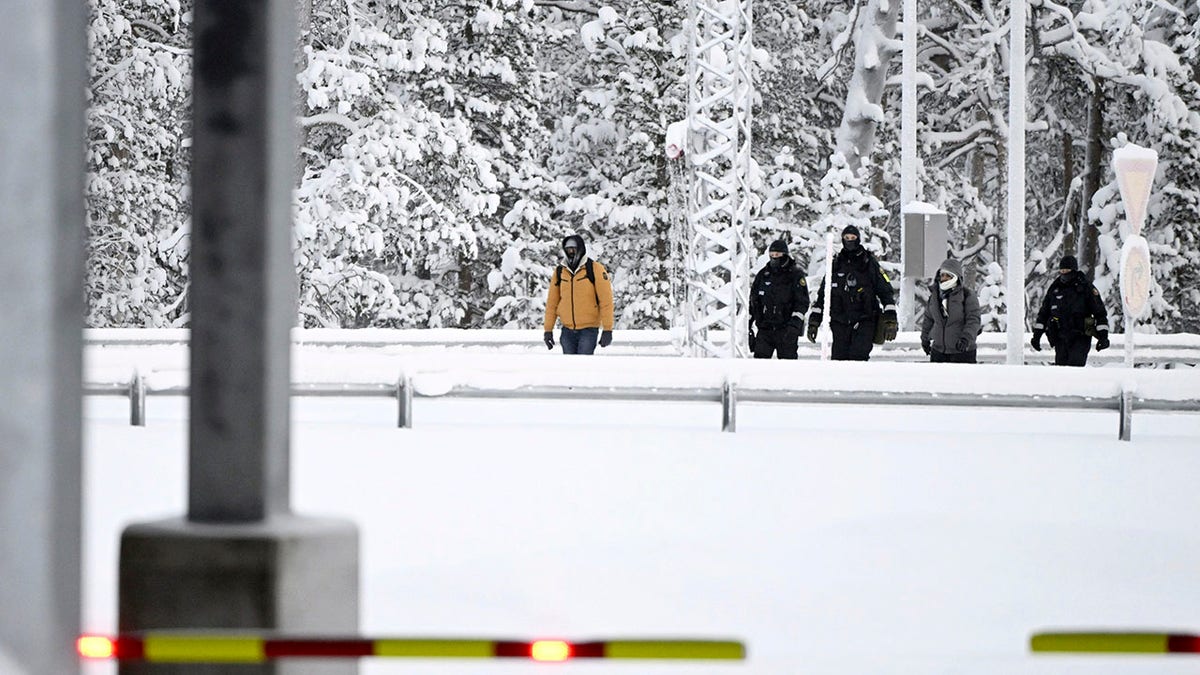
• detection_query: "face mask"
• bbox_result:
[842,238,861,253]
[769,255,785,267]
[938,274,957,292]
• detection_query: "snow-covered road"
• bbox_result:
[82,375,1200,674]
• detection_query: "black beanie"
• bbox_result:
[842,225,861,239]
[1059,255,1078,271]
[768,239,788,253]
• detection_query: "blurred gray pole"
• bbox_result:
[119,1,358,672]
[187,0,296,522]
[0,1,87,673]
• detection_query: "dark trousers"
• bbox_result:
[752,326,799,359]
[1053,334,1091,367]
[560,327,599,355]
[931,349,977,364]
[831,320,876,361]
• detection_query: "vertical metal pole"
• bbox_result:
[1005,0,1027,365]
[0,0,86,672]
[120,4,359,662]
[398,375,413,429]
[1124,321,1135,368]
[189,0,298,522]
[130,372,147,427]
[721,379,737,432]
[899,0,918,331]
[820,232,834,360]
[1118,389,1133,441]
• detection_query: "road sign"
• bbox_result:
[1111,144,1158,237]
[1120,236,1151,320]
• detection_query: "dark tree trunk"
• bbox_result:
[1062,129,1076,253]
[1078,80,1104,279]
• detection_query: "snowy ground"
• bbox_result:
[81,347,1200,675]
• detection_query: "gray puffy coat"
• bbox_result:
[920,259,982,354]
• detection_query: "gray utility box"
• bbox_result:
[902,205,950,279]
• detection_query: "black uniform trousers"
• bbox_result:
[753,325,799,359]
[831,320,876,361]
[1053,334,1091,367]
[930,349,977,364]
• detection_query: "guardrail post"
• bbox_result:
[1118,389,1133,441]
[397,374,413,429]
[129,371,146,427]
[722,379,736,432]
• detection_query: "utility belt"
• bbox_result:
[1050,315,1095,336]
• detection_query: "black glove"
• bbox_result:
[599,330,613,348]
[748,330,757,352]
[921,338,931,356]
[788,314,804,333]
[806,313,821,343]
[1095,331,1110,351]
[955,337,970,352]
[544,330,555,350]
[1030,330,1043,351]
[881,309,898,342]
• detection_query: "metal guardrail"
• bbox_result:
[85,373,1200,441]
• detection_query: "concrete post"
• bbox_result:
[119,1,359,672]
[0,2,87,674]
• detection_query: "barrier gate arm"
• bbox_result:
[78,634,746,663]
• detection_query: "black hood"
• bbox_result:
[562,235,586,269]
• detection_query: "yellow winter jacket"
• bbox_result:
[543,260,615,331]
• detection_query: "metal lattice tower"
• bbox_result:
[681,0,754,358]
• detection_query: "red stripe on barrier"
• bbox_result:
[114,636,145,661]
[494,641,532,658]
[1167,635,1200,653]
[572,641,606,658]
[264,639,374,658]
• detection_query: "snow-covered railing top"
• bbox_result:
[85,328,1200,371]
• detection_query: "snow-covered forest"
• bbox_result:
[86,0,1200,333]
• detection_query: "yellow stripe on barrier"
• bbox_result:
[374,639,493,658]
[604,640,745,660]
[144,635,265,662]
[1031,633,1169,653]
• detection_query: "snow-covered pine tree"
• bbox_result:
[295,0,558,328]
[544,0,687,329]
[86,0,192,327]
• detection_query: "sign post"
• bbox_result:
[820,232,834,360]
[1111,143,1158,368]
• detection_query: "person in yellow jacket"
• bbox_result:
[543,234,615,354]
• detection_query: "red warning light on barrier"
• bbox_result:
[530,640,572,662]
[77,635,116,659]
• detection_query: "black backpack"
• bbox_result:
[556,260,601,305]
